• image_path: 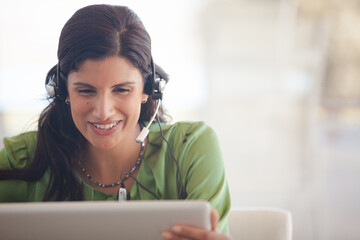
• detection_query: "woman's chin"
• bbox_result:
[86,138,120,150]
[92,145,116,151]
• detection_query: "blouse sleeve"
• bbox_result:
[177,122,231,233]
[0,131,37,170]
[0,131,42,202]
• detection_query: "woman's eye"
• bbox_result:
[77,89,95,94]
[114,88,130,93]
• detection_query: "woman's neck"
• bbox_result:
[80,123,144,184]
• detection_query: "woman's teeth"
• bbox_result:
[94,122,117,130]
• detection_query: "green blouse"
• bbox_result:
[0,121,231,232]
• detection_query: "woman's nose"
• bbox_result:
[93,94,115,120]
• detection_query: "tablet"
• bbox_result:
[0,200,211,240]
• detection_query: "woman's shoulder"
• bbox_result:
[147,121,218,147]
[149,121,215,136]
[153,120,216,132]
[0,131,37,170]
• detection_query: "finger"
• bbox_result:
[210,208,219,232]
[170,225,208,240]
[162,230,192,240]
[162,230,173,240]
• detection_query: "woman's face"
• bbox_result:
[67,56,148,150]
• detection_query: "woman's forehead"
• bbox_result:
[68,56,143,86]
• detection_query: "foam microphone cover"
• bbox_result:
[136,128,149,143]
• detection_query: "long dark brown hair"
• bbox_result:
[0,4,169,201]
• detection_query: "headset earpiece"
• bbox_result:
[46,83,56,98]
[152,77,166,100]
[150,58,166,100]
[46,62,61,98]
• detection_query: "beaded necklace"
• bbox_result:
[78,141,145,188]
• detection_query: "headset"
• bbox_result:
[46,57,184,201]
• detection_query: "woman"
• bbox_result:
[0,4,231,240]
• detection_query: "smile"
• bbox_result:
[90,120,121,130]
[93,122,117,130]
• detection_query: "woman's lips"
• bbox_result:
[89,120,122,135]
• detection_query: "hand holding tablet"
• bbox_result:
[162,209,233,240]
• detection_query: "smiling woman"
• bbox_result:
[67,57,147,150]
[0,4,231,240]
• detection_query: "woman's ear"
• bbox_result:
[141,94,149,104]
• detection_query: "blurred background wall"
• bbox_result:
[1,0,359,239]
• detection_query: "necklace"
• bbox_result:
[78,141,145,188]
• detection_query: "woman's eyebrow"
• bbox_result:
[72,82,96,88]
[72,81,136,88]
[111,81,136,88]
